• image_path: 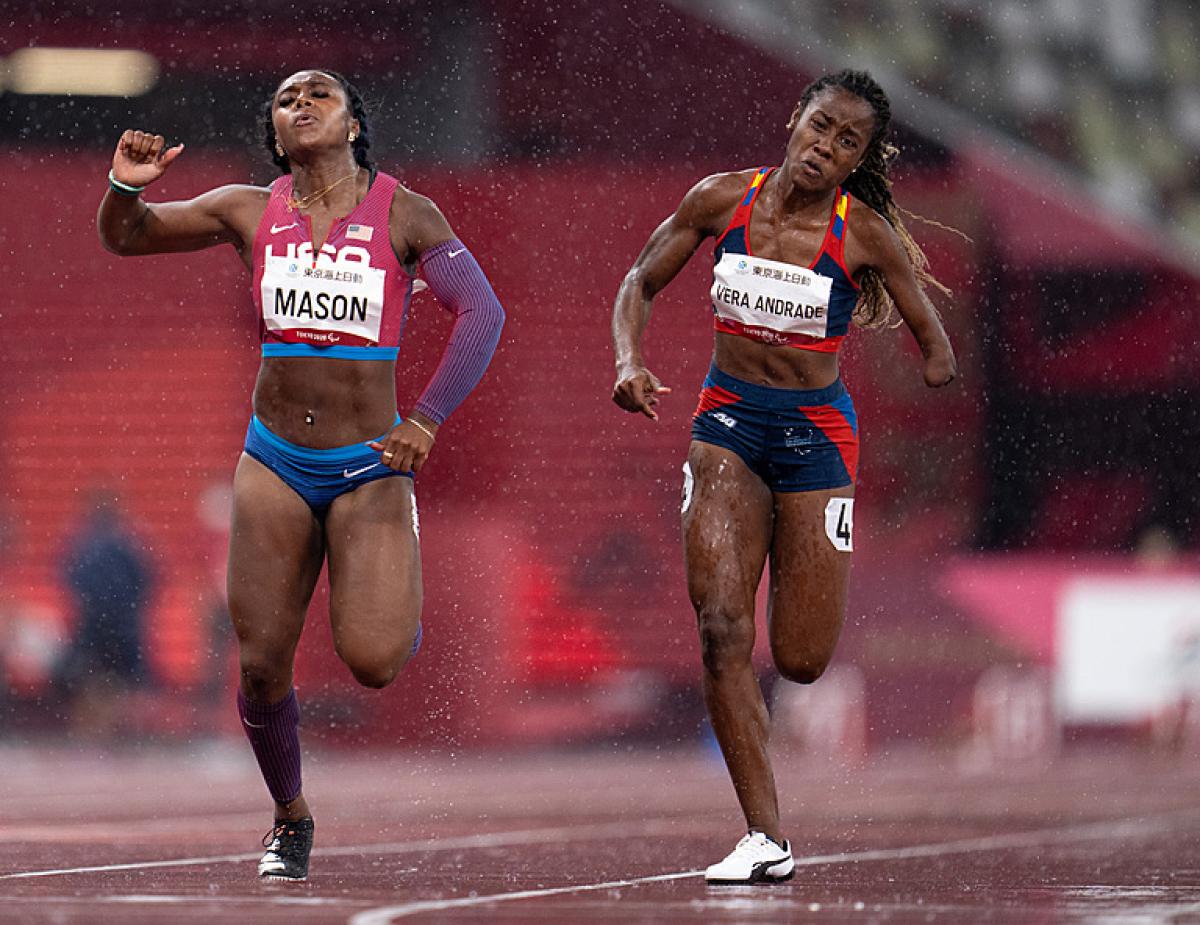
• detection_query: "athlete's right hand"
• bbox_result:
[111,130,185,189]
[612,365,672,420]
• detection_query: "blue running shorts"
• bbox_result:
[690,364,858,492]
[243,415,411,516]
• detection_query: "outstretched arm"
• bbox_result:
[611,174,736,420]
[370,190,505,474]
[853,209,957,387]
[97,130,260,258]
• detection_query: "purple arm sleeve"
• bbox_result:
[413,239,505,424]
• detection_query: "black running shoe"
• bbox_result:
[258,816,314,881]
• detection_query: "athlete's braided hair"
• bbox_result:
[789,69,950,329]
[263,70,374,174]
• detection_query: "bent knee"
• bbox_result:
[773,651,831,685]
[336,633,419,689]
[343,650,408,689]
[696,605,754,677]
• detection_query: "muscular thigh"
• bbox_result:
[227,453,325,648]
[767,487,854,661]
[324,475,421,649]
[683,441,774,613]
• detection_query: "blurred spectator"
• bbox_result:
[54,491,155,715]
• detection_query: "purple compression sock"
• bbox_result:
[237,688,302,806]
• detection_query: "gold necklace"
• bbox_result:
[287,169,358,210]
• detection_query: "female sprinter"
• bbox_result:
[97,69,504,881]
[611,69,956,884]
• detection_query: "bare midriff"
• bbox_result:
[713,331,840,390]
[252,356,399,447]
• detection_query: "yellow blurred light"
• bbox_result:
[6,48,159,97]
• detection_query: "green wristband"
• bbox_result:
[107,169,145,196]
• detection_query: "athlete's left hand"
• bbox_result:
[369,414,439,473]
[922,349,957,388]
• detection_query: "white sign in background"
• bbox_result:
[1057,577,1200,723]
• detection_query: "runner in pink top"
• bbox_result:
[97,69,504,882]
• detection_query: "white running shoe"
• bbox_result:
[705,831,795,884]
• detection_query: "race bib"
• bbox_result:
[824,497,854,552]
[711,252,832,342]
[261,242,386,346]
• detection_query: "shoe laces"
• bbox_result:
[261,820,310,861]
[730,831,781,859]
[262,822,286,850]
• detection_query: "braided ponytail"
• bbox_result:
[791,70,951,329]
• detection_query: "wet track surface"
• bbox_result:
[1,743,1198,922]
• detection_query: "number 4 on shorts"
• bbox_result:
[824,497,854,552]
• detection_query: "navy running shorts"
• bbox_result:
[690,363,858,493]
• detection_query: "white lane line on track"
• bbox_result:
[347,812,1188,923]
[791,813,1169,868]
[0,811,274,841]
[0,818,693,880]
[0,851,262,880]
[351,871,703,923]
[0,895,359,908]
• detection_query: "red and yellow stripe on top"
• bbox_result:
[830,190,849,241]
[711,172,858,354]
[742,167,769,205]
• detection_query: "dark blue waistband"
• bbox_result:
[704,363,847,407]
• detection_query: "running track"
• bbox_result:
[2,742,1198,922]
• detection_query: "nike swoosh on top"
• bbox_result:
[271,222,299,234]
[344,463,381,479]
[447,248,466,258]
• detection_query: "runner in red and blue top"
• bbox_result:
[611,69,956,885]
[98,69,504,882]
[698,166,861,492]
[711,166,858,353]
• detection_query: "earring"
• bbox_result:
[348,131,357,143]
[275,142,285,157]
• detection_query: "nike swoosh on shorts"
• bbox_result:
[344,463,381,479]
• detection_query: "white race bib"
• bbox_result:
[824,497,854,552]
[261,242,386,345]
[711,252,832,341]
